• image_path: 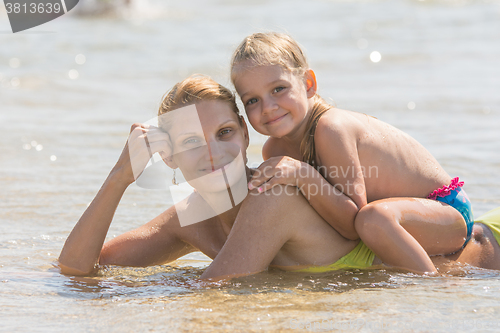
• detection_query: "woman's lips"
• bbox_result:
[265,113,288,125]
[200,164,226,172]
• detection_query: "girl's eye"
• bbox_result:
[246,98,258,106]
[273,86,285,93]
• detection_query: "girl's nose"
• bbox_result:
[261,96,278,115]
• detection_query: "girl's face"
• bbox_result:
[166,100,249,192]
[233,63,314,139]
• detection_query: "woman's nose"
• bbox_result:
[206,139,225,163]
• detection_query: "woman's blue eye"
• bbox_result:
[273,86,284,93]
[246,98,258,106]
[183,137,201,145]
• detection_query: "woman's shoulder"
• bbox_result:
[262,137,289,159]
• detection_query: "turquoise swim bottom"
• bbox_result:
[428,178,474,247]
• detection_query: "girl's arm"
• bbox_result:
[248,157,360,240]
[301,119,367,239]
[248,120,364,240]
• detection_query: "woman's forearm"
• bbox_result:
[58,169,130,275]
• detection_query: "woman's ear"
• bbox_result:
[240,116,250,149]
[161,152,178,169]
[304,69,317,98]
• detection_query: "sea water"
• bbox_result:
[1,0,500,331]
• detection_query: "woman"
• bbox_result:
[58,75,500,279]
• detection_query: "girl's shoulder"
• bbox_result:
[315,108,362,139]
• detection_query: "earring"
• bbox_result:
[172,169,179,185]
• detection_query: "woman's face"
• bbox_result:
[167,100,249,192]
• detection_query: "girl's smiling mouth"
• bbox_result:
[265,113,288,125]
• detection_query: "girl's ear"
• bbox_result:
[304,69,317,98]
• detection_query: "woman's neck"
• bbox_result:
[193,166,253,231]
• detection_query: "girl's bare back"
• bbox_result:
[319,108,451,203]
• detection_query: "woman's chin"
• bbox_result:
[184,152,248,197]
[186,170,228,194]
[191,182,231,194]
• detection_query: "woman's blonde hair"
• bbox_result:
[158,74,242,129]
[231,32,332,168]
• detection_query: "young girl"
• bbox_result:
[230,32,474,274]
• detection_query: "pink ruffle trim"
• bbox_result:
[427,177,464,200]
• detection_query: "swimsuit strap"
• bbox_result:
[427,177,464,200]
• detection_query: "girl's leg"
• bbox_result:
[354,198,467,274]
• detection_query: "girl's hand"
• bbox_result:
[114,123,172,184]
[248,156,306,193]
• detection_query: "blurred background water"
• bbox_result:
[1,0,500,332]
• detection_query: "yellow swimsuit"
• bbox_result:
[294,207,500,273]
[293,240,375,273]
[475,206,500,246]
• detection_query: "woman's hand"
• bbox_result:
[248,156,308,193]
[113,123,172,185]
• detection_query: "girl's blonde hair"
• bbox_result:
[158,75,242,129]
[230,32,332,168]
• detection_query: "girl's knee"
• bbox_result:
[354,204,395,240]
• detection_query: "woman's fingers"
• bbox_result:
[149,141,171,157]
[129,125,172,155]
[141,126,173,156]
[129,122,149,134]
[145,127,170,142]
[118,123,174,183]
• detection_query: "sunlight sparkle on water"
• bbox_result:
[50,155,57,161]
[357,38,368,49]
[11,77,20,88]
[407,102,416,110]
[68,69,79,80]
[75,54,86,65]
[370,51,382,63]
[9,58,20,68]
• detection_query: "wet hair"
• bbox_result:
[231,32,332,168]
[158,74,243,130]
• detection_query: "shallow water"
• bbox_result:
[1,0,500,331]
